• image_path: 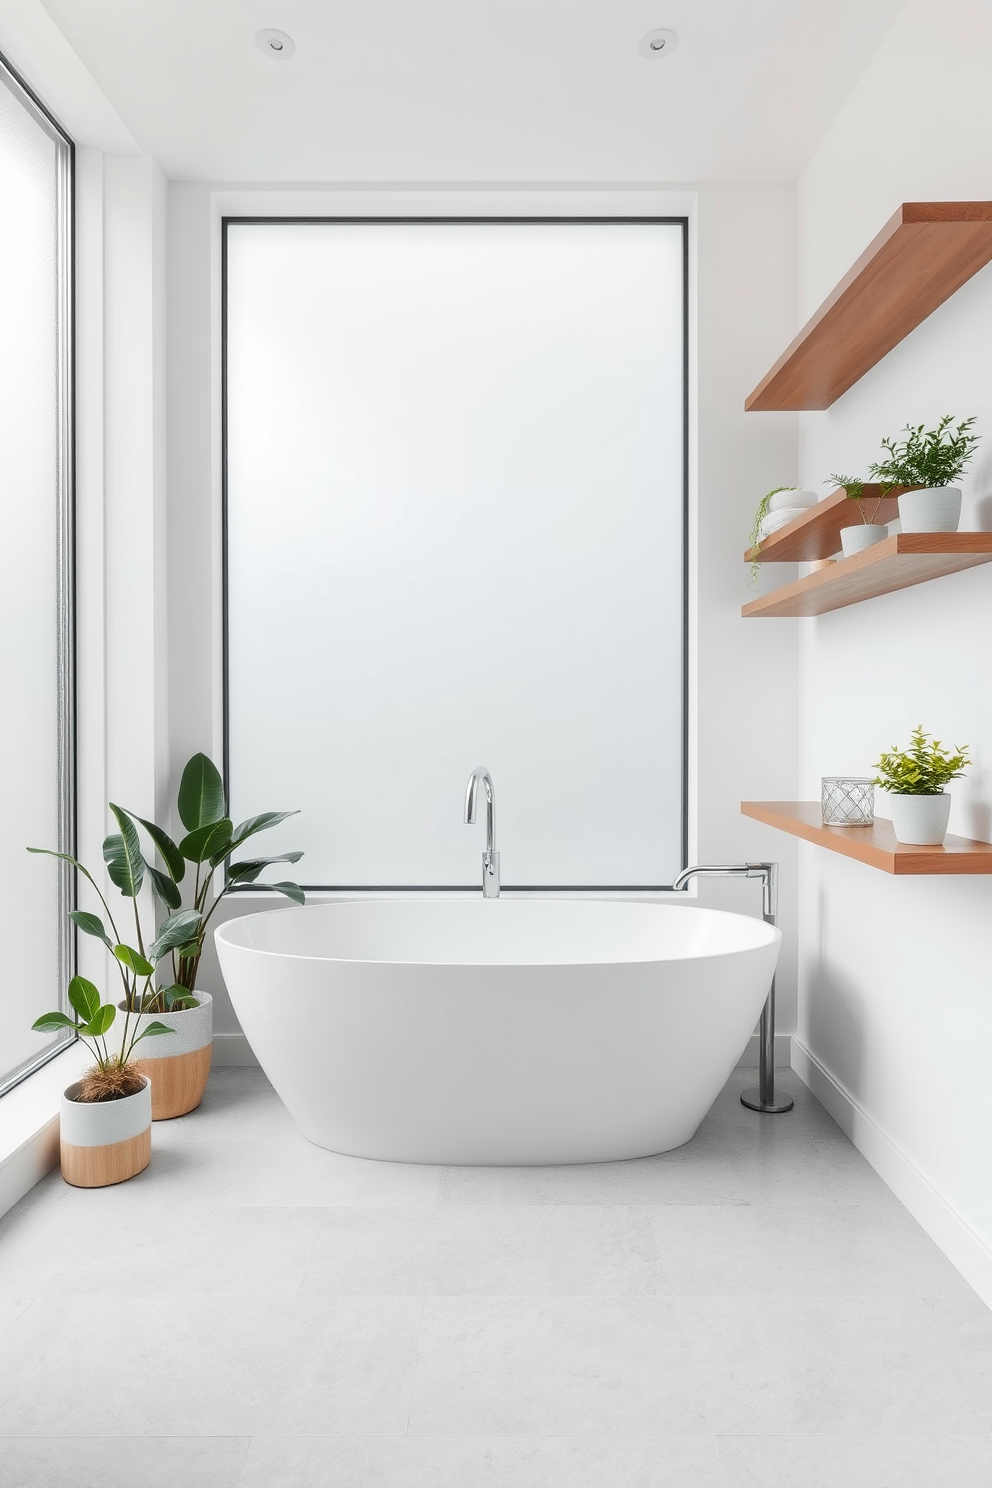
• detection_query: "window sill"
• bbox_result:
[0,1043,91,1221]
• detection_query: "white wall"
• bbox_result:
[796,0,992,1302]
[167,182,801,1052]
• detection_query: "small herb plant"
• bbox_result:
[827,474,884,526]
[874,726,970,796]
[31,977,173,1102]
[869,416,979,489]
[748,487,793,584]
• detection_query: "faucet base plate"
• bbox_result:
[740,1088,794,1114]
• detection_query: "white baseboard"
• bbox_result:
[737,1032,792,1067]
[210,1032,259,1066]
[0,1044,90,1223]
[791,1036,992,1310]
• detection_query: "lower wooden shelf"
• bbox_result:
[741,801,992,875]
[743,533,992,617]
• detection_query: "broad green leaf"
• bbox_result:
[227,852,304,885]
[148,910,203,962]
[114,944,155,977]
[80,1004,116,1037]
[256,880,306,906]
[178,753,226,832]
[69,910,113,950]
[160,985,198,1010]
[221,810,299,860]
[130,814,186,883]
[103,805,146,898]
[67,975,101,1023]
[179,818,232,865]
[133,1020,174,1043]
[32,1011,76,1032]
[148,865,182,910]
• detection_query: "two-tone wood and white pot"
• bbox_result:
[60,1076,151,1188]
[125,991,213,1120]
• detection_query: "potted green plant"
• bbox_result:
[118,753,305,1117]
[826,475,890,557]
[869,416,979,532]
[27,855,176,1186]
[873,726,970,845]
[747,487,819,583]
[30,753,304,1122]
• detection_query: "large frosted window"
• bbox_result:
[225,219,685,889]
[0,57,73,1091]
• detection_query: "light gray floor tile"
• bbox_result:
[717,1134,890,1208]
[439,1165,545,1205]
[179,1067,301,1142]
[704,1069,842,1141]
[0,1436,249,1488]
[651,1205,970,1297]
[238,1434,732,1488]
[299,1206,550,1296]
[0,1201,327,1296]
[718,1433,992,1488]
[408,1296,710,1435]
[678,1294,992,1434]
[536,1135,750,1207]
[541,1206,670,1295]
[227,1138,442,1207]
[0,1294,422,1436]
[925,1293,992,1371]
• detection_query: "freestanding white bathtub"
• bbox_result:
[215,899,781,1165]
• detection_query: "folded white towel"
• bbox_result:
[767,488,819,513]
[759,506,808,539]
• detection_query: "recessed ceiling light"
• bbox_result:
[638,28,678,59]
[256,29,296,60]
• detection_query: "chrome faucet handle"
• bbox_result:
[464,766,500,898]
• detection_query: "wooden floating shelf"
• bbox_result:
[745,487,916,565]
[745,201,992,411]
[743,533,992,618]
[742,802,992,875]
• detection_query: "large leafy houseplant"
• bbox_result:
[125,753,304,1008]
[874,726,970,796]
[869,417,979,489]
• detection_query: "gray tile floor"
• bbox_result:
[2,1065,992,1486]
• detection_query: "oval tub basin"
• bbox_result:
[214,899,781,1165]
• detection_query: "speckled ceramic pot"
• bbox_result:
[60,1076,151,1188]
[839,524,888,557]
[897,487,961,533]
[124,991,212,1120]
[888,792,952,845]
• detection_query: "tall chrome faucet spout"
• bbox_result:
[674,861,789,1115]
[464,766,500,898]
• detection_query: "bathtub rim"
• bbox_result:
[213,897,781,971]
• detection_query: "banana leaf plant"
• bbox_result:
[29,752,303,1019]
[122,752,304,1010]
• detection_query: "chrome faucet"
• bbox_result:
[672,862,792,1115]
[464,766,500,898]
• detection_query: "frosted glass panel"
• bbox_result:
[226,221,684,887]
[0,65,72,1088]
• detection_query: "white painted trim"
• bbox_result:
[737,1032,792,1068]
[210,1032,258,1067]
[0,1044,90,1221]
[791,1035,992,1310]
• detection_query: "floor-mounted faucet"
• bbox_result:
[464,766,500,898]
[672,861,792,1115]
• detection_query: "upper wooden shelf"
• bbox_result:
[745,486,914,564]
[743,532,992,617]
[742,801,992,875]
[745,202,992,411]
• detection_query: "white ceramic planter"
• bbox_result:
[123,991,212,1120]
[839,524,888,557]
[60,1076,151,1187]
[887,792,952,845]
[897,487,962,533]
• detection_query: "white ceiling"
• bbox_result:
[39,0,907,183]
